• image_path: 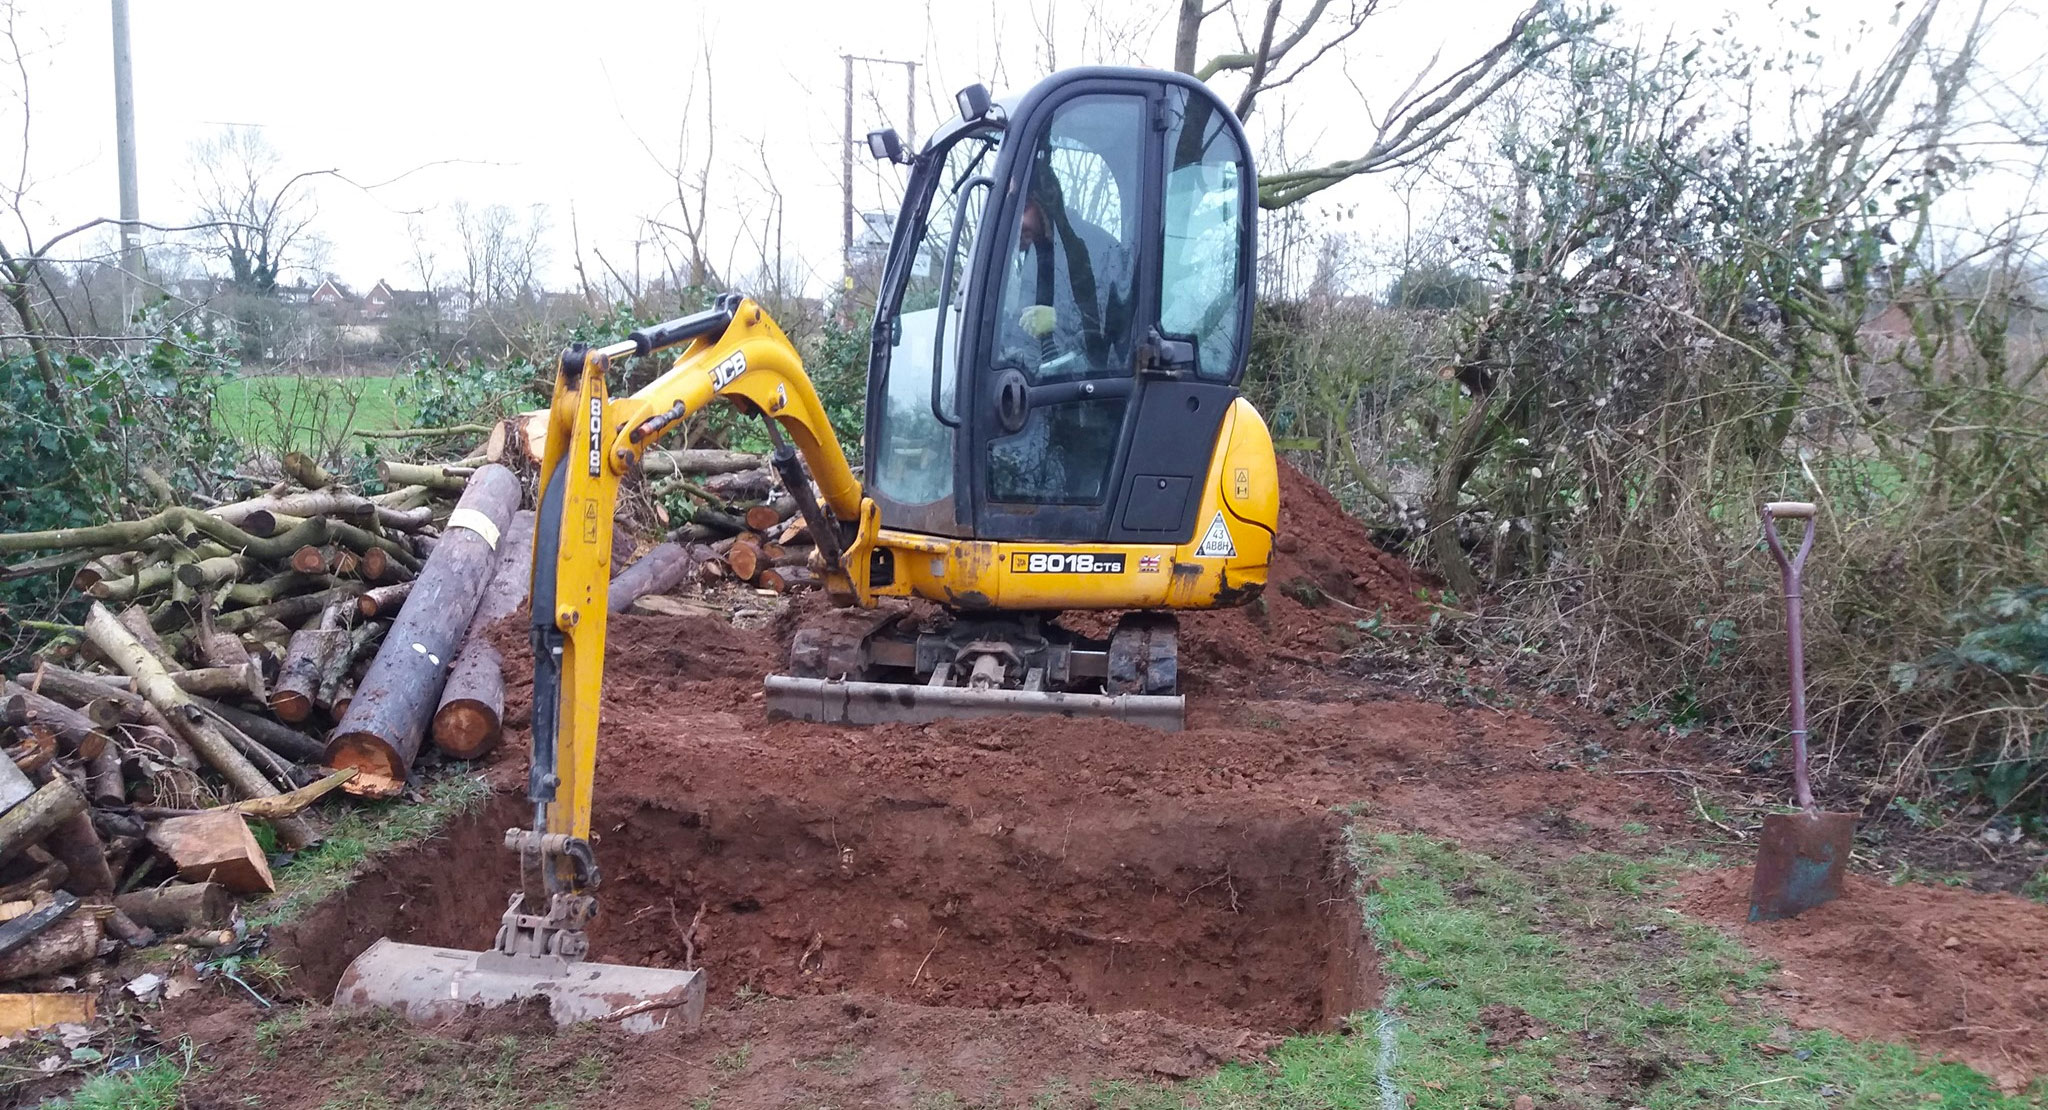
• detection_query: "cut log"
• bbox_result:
[11,667,144,719]
[88,740,124,807]
[117,605,175,666]
[220,570,330,608]
[281,451,336,490]
[0,778,89,870]
[213,583,365,635]
[758,565,818,594]
[270,603,350,723]
[85,562,176,603]
[44,811,114,894]
[726,535,763,582]
[330,520,421,574]
[327,465,521,797]
[82,603,315,849]
[174,554,258,591]
[627,595,728,619]
[376,460,472,492]
[1,682,107,759]
[743,504,785,533]
[695,556,728,584]
[358,581,415,619]
[704,468,774,501]
[431,642,503,759]
[0,911,101,981]
[147,810,275,893]
[290,544,328,574]
[317,621,385,717]
[607,541,699,612]
[0,991,96,1034]
[5,732,56,777]
[192,699,326,764]
[114,882,231,931]
[360,545,416,583]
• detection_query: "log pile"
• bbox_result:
[0,451,521,992]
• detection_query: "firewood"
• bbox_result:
[114,882,231,931]
[375,460,472,492]
[83,562,176,603]
[99,906,155,947]
[88,741,124,807]
[0,849,66,902]
[290,545,328,574]
[146,811,274,893]
[5,732,56,777]
[0,508,335,568]
[43,812,114,895]
[758,565,817,594]
[213,583,365,635]
[63,551,144,592]
[329,521,421,574]
[695,556,728,584]
[2,547,116,584]
[370,484,432,509]
[0,778,89,870]
[330,548,362,578]
[190,699,325,764]
[703,468,774,501]
[0,911,103,980]
[317,621,385,717]
[116,605,176,666]
[726,534,764,582]
[357,581,414,619]
[627,595,728,619]
[270,601,351,723]
[281,451,336,490]
[607,541,699,612]
[360,545,416,583]
[82,604,315,849]
[326,465,521,797]
[0,683,107,760]
[743,504,785,533]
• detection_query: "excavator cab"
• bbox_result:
[865,67,1258,548]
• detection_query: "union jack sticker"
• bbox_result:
[1138,555,1161,573]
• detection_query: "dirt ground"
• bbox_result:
[138,463,2046,1107]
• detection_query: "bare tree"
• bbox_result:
[187,127,324,293]
[1173,1,1603,208]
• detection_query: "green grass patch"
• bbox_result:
[214,374,407,452]
[247,772,490,929]
[55,1046,193,1110]
[1094,831,2040,1109]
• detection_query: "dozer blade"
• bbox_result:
[764,674,1184,731]
[333,938,706,1034]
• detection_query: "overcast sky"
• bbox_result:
[3,0,2038,299]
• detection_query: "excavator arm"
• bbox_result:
[512,294,870,959]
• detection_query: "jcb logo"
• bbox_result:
[1011,551,1126,574]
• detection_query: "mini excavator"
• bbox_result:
[336,66,1276,1030]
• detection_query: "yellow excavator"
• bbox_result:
[334,65,1276,1030]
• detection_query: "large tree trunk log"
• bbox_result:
[326,465,521,797]
[607,542,699,612]
[82,604,315,849]
[114,882,231,931]
[431,642,503,760]
[0,777,89,869]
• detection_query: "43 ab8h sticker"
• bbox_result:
[1010,551,1126,574]
[1195,511,1237,558]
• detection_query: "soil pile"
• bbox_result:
[1177,461,1428,690]
[1676,869,2048,1091]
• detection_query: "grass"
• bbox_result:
[214,373,407,452]
[246,772,491,929]
[56,1045,192,1110]
[283,1009,614,1110]
[1089,830,2042,1109]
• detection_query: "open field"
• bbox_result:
[212,374,408,451]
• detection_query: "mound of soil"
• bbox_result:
[1675,869,2048,1091]
[1177,461,1428,691]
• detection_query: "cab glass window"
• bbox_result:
[1158,87,1247,381]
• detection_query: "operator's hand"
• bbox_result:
[1019,304,1057,338]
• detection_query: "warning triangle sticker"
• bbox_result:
[1195,510,1237,558]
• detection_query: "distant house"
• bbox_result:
[362,279,397,319]
[310,279,353,310]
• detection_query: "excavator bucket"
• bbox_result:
[763,674,1185,730]
[333,939,706,1034]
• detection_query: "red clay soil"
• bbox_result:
[1174,462,1429,693]
[1676,869,2048,1092]
[149,468,2039,1105]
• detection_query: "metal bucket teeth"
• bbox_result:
[333,938,706,1033]
[763,674,1184,731]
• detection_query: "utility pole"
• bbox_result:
[840,54,918,301]
[110,0,143,323]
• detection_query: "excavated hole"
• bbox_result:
[285,791,1378,1032]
